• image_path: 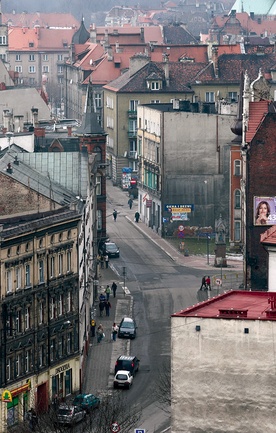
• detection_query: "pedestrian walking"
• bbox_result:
[100,255,104,269]
[111,281,117,298]
[112,323,119,341]
[199,276,207,291]
[128,198,133,209]
[113,209,118,221]
[135,211,140,223]
[99,300,105,317]
[105,254,109,268]
[105,300,111,317]
[99,293,105,302]
[206,276,211,290]
[96,324,104,343]
[105,285,111,300]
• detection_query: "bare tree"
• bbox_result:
[154,359,171,414]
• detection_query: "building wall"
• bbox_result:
[0,173,55,216]
[247,113,276,290]
[171,316,276,433]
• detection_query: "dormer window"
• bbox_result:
[146,79,162,91]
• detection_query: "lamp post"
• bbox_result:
[206,234,210,265]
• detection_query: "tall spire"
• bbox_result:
[76,79,105,136]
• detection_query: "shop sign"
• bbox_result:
[2,390,12,403]
[55,363,70,375]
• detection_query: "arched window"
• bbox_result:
[234,160,241,176]
[96,174,102,196]
[234,189,241,209]
[93,146,102,162]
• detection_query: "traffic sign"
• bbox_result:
[216,278,222,286]
[110,422,120,432]
[135,430,145,433]
[178,225,184,231]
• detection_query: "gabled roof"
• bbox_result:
[172,290,276,320]
[163,25,198,45]
[217,53,276,83]
[211,12,276,36]
[104,60,211,93]
[246,101,270,143]
[8,27,76,51]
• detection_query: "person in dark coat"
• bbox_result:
[135,211,140,223]
[111,281,117,298]
[105,300,111,317]
[99,300,105,317]
[128,198,133,209]
[113,210,118,221]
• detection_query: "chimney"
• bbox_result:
[90,23,97,43]
[31,107,38,127]
[211,46,218,78]
[129,54,150,77]
[163,53,170,87]
[140,27,144,42]
[14,115,24,132]
[250,11,255,20]
[3,109,13,132]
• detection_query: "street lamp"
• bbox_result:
[206,234,210,265]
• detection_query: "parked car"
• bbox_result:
[72,393,100,412]
[57,404,86,425]
[113,370,133,389]
[100,242,120,258]
[114,355,140,376]
[118,317,137,339]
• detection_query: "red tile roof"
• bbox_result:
[212,12,276,36]
[261,226,276,245]
[3,12,79,29]
[8,27,76,51]
[246,101,270,142]
[172,290,276,320]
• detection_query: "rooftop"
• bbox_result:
[172,290,276,320]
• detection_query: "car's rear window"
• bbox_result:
[117,374,128,380]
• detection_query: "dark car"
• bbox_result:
[57,404,86,425]
[100,242,120,258]
[118,317,137,339]
[114,355,140,376]
[72,394,100,413]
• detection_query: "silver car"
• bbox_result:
[118,317,137,339]
[57,404,86,425]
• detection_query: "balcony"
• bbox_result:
[129,151,138,159]
[127,110,137,118]
[128,130,137,138]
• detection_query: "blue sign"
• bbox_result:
[135,430,145,433]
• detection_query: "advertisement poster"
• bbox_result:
[164,204,194,222]
[254,196,276,226]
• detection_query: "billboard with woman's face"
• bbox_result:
[254,197,276,225]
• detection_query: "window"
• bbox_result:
[50,298,56,320]
[50,339,56,361]
[25,349,31,373]
[15,267,21,290]
[129,140,137,158]
[26,242,29,252]
[95,93,102,108]
[67,230,71,240]
[6,358,11,381]
[50,235,55,244]
[129,100,139,111]
[58,294,63,316]
[106,96,113,109]
[205,92,215,102]
[42,65,49,73]
[57,54,63,61]
[67,333,72,354]
[25,307,30,330]
[43,54,48,61]
[97,210,103,231]
[106,116,114,128]
[0,35,7,44]
[129,119,137,134]
[67,292,72,313]
[15,65,22,73]
[29,66,35,73]
[29,78,35,85]
[39,345,44,367]
[25,264,31,287]
[16,354,21,376]
[39,301,44,324]
[50,257,55,278]
[57,65,63,74]
[234,190,241,209]
[234,160,241,176]
[0,53,6,61]
[150,100,160,103]
[58,254,63,275]
[39,238,43,248]
[66,251,71,272]
[29,54,35,61]
[96,175,102,195]
[234,220,241,241]
[150,81,160,90]
[16,54,21,61]
[228,91,238,102]
[16,310,22,333]
[6,270,12,293]
[38,260,44,283]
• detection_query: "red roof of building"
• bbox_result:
[212,12,276,36]
[172,290,276,320]
[246,100,270,143]
[8,27,76,51]
[261,225,276,245]
[3,12,79,29]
